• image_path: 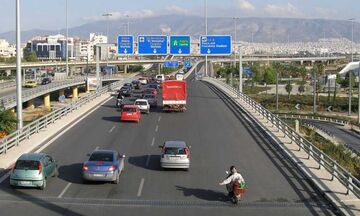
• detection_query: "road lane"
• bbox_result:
[0,71,336,215]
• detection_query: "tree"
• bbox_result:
[25,51,38,62]
[251,63,263,86]
[0,107,17,138]
[263,66,276,84]
[285,82,293,99]
[298,85,305,95]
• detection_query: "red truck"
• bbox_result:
[162,80,187,112]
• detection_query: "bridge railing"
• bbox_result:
[0,78,133,156]
[277,114,349,126]
[203,77,360,198]
[0,81,16,89]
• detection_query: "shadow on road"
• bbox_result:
[128,155,162,171]
[175,185,227,202]
[58,163,83,184]
[102,116,120,123]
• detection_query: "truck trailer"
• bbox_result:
[162,80,187,112]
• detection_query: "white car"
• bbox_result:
[159,141,190,171]
[156,74,165,83]
[138,77,148,85]
[134,99,150,114]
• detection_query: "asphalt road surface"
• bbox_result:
[0,71,336,215]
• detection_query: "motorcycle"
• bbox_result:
[223,171,245,204]
[116,98,122,108]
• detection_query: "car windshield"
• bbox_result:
[144,95,154,99]
[123,108,136,112]
[15,160,39,170]
[135,101,147,105]
[89,152,113,162]
[164,147,186,155]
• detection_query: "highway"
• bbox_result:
[0,70,336,215]
[305,120,360,154]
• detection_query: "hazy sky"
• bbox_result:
[1,0,360,33]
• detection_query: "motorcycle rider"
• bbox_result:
[219,166,245,198]
[116,93,124,107]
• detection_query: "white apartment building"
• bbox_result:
[0,39,16,58]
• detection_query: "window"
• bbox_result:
[89,152,113,162]
[15,160,39,170]
[164,147,186,155]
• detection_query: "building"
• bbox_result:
[24,34,74,60]
[0,39,16,58]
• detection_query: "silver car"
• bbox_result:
[159,141,190,170]
[82,150,125,184]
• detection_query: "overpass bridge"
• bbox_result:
[0,56,345,71]
[0,74,127,110]
[0,62,358,215]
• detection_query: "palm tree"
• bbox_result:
[0,107,17,138]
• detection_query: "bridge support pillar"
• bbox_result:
[72,86,78,100]
[300,60,304,65]
[43,93,51,111]
[27,99,35,109]
[158,64,161,75]
[124,64,128,74]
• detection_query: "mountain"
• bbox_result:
[0,15,359,43]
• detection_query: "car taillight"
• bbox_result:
[108,166,116,172]
[38,163,42,174]
[82,165,89,171]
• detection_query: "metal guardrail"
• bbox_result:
[277,114,349,126]
[0,78,132,156]
[203,77,360,198]
[0,74,126,109]
[0,81,16,89]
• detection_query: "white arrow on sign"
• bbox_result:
[153,49,157,54]
[295,104,301,110]
[124,49,128,54]
[207,49,211,54]
[178,49,182,54]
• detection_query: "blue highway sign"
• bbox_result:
[117,35,133,55]
[164,61,179,68]
[200,35,232,55]
[184,60,192,69]
[170,35,191,55]
[138,35,167,55]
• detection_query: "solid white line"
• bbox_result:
[58,183,72,198]
[155,125,159,132]
[145,155,151,167]
[0,97,113,184]
[151,137,155,146]
[109,125,116,133]
[158,116,161,122]
[137,178,145,197]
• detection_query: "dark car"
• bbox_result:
[41,77,52,85]
[123,83,134,90]
[148,83,159,90]
[119,86,132,97]
[131,80,141,89]
[143,94,158,107]
[131,89,144,98]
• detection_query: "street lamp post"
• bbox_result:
[233,17,239,68]
[204,0,208,77]
[65,0,69,77]
[349,18,355,116]
[239,45,243,93]
[103,13,112,65]
[16,0,23,129]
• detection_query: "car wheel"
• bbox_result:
[53,167,59,177]
[113,172,120,184]
[39,179,46,190]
